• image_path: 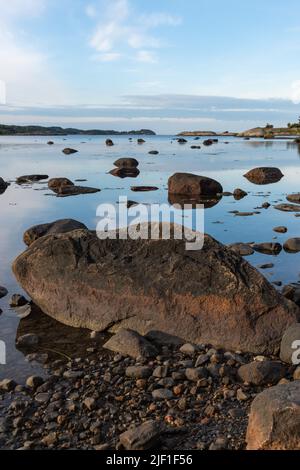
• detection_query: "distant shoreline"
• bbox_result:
[0,124,156,137]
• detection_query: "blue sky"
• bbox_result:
[0,0,300,133]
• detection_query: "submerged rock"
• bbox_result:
[233,188,248,200]
[131,186,158,192]
[283,238,300,253]
[16,175,48,185]
[227,243,254,256]
[274,203,300,212]
[246,381,300,450]
[48,178,74,192]
[287,193,300,204]
[12,224,300,354]
[0,177,9,194]
[0,286,8,299]
[252,242,282,255]
[168,173,223,197]
[244,167,283,185]
[273,226,287,234]
[23,219,88,246]
[114,158,139,169]
[62,148,78,155]
[48,178,100,197]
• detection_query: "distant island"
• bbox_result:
[0,125,156,136]
[179,121,300,138]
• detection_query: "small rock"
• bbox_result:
[152,389,173,400]
[10,294,28,307]
[185,367,208,382]
[83,397,97,411]
[0,286,8,299]
[238,361,286,385]
[62,148,78,155]
[0,379,17,392]
[16,333,39,348]
[26,376,44,389]
[104,329,158,359]
[119,421,160,450]
[125,366,152,379]
[273,226,287,234]
[179,343,197,356]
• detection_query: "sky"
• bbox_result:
[0,0,300,133]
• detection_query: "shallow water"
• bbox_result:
[1,134,300,381]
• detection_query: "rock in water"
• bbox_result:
[283,238,300,253]
[105,139,114,147]
[12,225,299,354]
[62,148,78,155]
[244,167,283,185]
[16,175,48,184]
[246,381,300,450]
[48,178,74,192]
[0,177,9,194]
[168,173,223,196]
[23,219,88,246]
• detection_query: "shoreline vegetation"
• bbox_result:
[179,124,300,138]
[0,125,156,136]
[1,124,300,138]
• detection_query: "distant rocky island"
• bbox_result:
[179,123,300,138]
[0,125,156,136]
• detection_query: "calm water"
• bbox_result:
[1,134,300,381]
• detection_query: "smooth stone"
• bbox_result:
[104,329,158,359]
[283,238,300,253]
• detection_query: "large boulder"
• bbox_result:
[244,167,283,185]
[246,381,300,450]
[168,173,223,197]
[12,224,300,354]
[23,219,88,247]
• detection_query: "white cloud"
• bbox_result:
[93,52,122,62]
[291,80,300,104]
[136,50,157,64]
[0,0,70,106]
[88,0,181,62]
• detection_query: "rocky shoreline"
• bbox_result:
[0,325,299,450]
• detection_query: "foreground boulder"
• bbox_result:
[244,167,283,185]
[246,381,300,450]
[168,173,223,197]
[23,219,87,246]
[12,224,300,354]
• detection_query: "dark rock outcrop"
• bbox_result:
[168,173,223,197]
[62,148,78,155]
[23,219,87,246]
[244,167,284,185]
[12,224,300,354]
[16,175,48,185]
